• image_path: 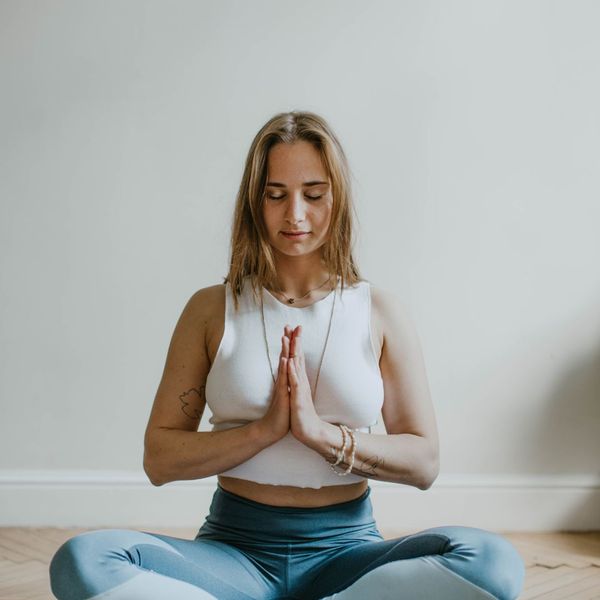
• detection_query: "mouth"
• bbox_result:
[281,231,310,239]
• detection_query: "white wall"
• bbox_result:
[1,0,599,530]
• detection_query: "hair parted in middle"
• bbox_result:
[223,110,363,312]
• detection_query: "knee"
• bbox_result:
[49,529,132,600]
[425,525,525,600]
[49,532,90,600]
[488,532,525,600]
[462,527,526,600]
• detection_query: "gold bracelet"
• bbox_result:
[341,426,356,475]
[331,424,347,466]
[329,425,357,476]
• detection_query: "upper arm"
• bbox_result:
[144,286,217,447]
[372,286,439,464]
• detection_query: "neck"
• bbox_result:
[269,252,336,298]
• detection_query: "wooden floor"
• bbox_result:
[0,528,598,599]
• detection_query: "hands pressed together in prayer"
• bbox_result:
[260,325,324,447]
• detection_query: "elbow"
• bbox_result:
[143,430,170,486]
[418,449,440,491]
[145,464,166,487]
[143,461,161,487]
[419,466,438,490]
[143,449,166,487]
[146,471,164,487]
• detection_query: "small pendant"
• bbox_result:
[288,298,295,304]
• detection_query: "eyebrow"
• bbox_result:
[265,180,329,188]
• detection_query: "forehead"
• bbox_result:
[266,141,329,183]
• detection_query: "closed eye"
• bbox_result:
[267,194,323,201]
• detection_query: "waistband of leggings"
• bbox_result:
[215,483,372,514]
[198,484,379,542]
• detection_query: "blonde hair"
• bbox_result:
[223,110,363,311]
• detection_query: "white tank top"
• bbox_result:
[204,275,384,488]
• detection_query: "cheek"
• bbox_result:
[316,206,333,230]
[262,207,275,231]
[262,209,282,241]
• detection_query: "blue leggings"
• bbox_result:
[49,484,525,600]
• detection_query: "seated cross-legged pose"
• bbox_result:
[49,110,525,600]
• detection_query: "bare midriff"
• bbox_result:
[217,475,368,507]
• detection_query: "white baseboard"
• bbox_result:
[1,471,599,532]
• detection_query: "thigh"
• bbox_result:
[307,525,525,600]
[49,528,273,600]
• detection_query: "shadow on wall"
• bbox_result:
[523,298,600,530]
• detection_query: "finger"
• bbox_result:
[294,325,305,368]
[290,325,299,357]
[283,333,290,358]
[287,355,297,388]
[278,355,287,385]
[279,336,289,382]
[285,324,295,342]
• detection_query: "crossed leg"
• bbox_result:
[305,525,525,600]
[48,528,273,600]
[49,526,525,600]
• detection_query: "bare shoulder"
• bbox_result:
[188,283,225,316]
[188,284,226,365]
[369,283,407,311]
[368,284,419,348]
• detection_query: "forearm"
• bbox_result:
[144,421,274,486]
[309,421,439,490]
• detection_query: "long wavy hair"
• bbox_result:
[223,110,363,311]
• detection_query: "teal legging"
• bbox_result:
[49,484,525,599]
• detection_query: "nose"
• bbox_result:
[284,191,306,224]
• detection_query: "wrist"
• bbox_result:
[250,419,281,447]
[313,420,344,462]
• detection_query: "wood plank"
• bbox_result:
[526,567,600,599]
[0,528,58,562]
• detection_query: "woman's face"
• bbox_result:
[261,141,333,259]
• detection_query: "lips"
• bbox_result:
[281,231,310,238]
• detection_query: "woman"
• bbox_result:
[49,111,525,599]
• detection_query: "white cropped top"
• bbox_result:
[204,275,385,488]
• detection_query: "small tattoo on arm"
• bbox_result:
[179,386,205,420]
[337,455,385,479]
[324,448,384,479]
[355,455,385,477]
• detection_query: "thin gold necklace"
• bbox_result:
[260,276,339,400]
[271,275,334,305]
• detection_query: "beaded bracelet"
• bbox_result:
[331,423,348,466]
[329,424,357,476]
[342,426,357,475]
